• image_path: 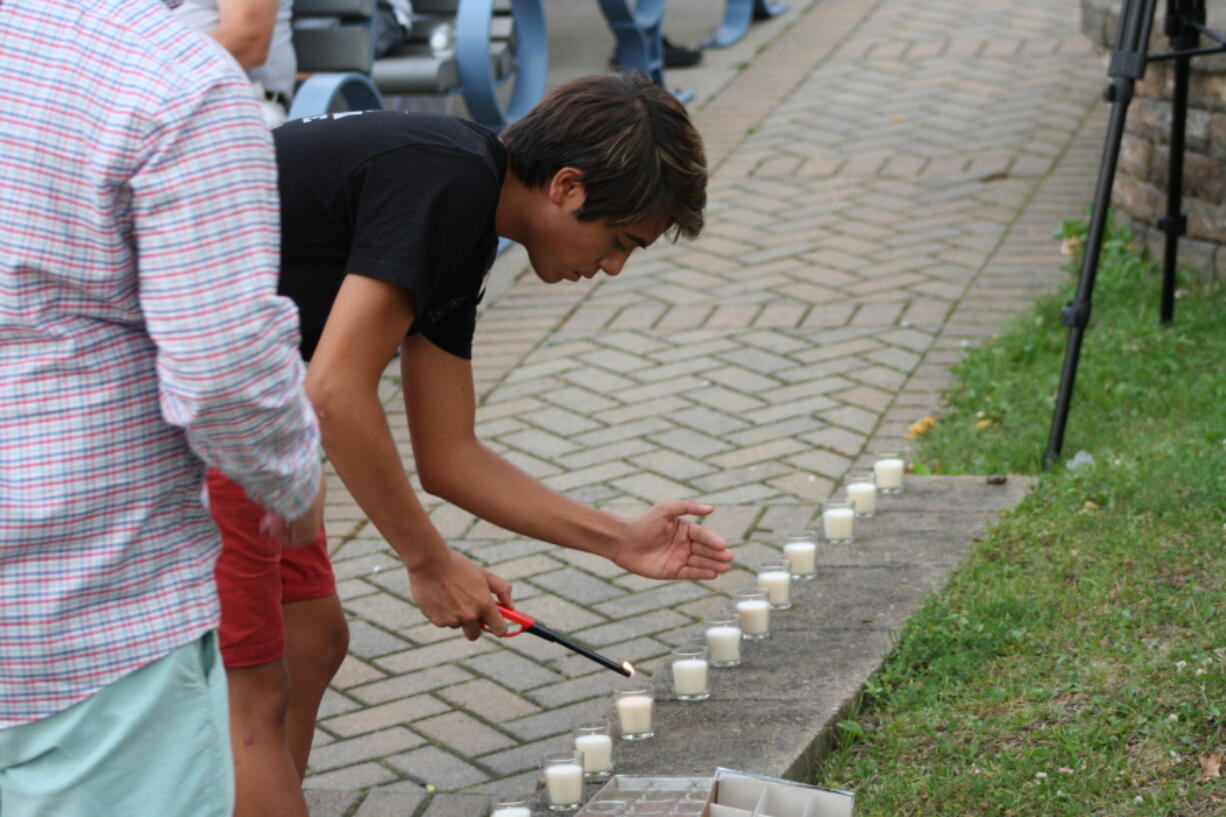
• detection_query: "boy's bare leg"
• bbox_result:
[283,594,350,777]
[227,659,310,817]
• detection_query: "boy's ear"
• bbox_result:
[546,167,587,207]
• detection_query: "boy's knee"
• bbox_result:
[229,663,292,728]
[295,609,349,676]
[318,616,349,671]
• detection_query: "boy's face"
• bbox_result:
[525,169,668,285]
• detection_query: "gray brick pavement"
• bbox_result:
[306,0,1108,811]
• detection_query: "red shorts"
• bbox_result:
[206,469,336,668]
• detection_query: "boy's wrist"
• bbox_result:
[396,538,452,573]
[581,511,626,563]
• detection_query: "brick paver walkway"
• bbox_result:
[305,1,1109,814]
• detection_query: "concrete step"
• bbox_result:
[609,476,1037,784]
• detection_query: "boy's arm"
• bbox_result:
[308,275,511,639]
[402,335,733,580]
[132,75,321,527]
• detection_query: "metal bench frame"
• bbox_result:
[703,0,789,49]
[457,0,548,130]
[288,0,387,119]
[289,0,547,132]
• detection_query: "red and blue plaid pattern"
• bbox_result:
[0,0,320,727]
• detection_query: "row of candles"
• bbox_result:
[495,452,908,814]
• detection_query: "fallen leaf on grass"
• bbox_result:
[1200,752,1222,779]
[906,415,937,439]
[974,418,996,430]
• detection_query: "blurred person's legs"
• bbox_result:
[0,633,232,817]
[209,471,348,817]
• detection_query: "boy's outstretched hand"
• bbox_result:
[613,501,732,580]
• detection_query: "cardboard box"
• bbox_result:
[708,769,853,817]
[577,771,852,817]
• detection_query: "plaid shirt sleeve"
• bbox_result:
[130,78,321,519]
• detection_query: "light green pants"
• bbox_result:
[0,632,233,817]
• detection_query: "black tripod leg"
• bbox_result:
[1043,95,1133,469]
[1043,0,1156,469]
[1159,0,1200,324]
[1159,51,1188,324]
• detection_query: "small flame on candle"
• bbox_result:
[623,661,636,676]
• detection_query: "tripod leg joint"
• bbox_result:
[1059,299,1092,329]
[1102,76,1136,104]
[1157,213,1187,237]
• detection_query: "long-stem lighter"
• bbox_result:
[493,603,634,677]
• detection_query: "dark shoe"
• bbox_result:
[662,36,702,68]
[609,36,703,69]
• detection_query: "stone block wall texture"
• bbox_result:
[1081,0,1226,280]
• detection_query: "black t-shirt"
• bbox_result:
[274,110,506,360]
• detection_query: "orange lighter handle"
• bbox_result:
[486,603,531,637]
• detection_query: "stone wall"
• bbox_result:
[1081,0,1226,280]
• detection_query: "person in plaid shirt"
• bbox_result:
[0,1,324,814]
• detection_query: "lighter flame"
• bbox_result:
[623,661,636,676]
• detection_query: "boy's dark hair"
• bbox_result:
[500,72,707,240]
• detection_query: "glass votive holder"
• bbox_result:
[703,611,742,667]
[732,585,770,640]
[682,781,711,800]
[613,688,654,740]
[755,557,792,610]
[782,531,818,581]
[822,498,855,545]
[490,797,533,817]
[670,644,710,701]
[541,750,585,810]
[844,470,877,517]
[574,721,613,779]
[632,790,681,814]
[873,450,906,494]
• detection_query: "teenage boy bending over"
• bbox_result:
[209,72,730,816]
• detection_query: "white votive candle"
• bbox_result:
[490,798,532,817]
[756,558,792,610]
[492,808,531,817]
[544,763,584,808]
[705,623,742,666]
[845,472,877,517]
[614,691,654,739]
[825,507,855,538]
[671,645,710,700]
[574,734,613,775]
[783,536,817,580]
[874,455,905,493]
[672,658,709,696]
[822,499,855,544]
[758,570,791,606]
[734,589,771,639]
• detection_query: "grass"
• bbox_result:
[813,217,1226,816]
